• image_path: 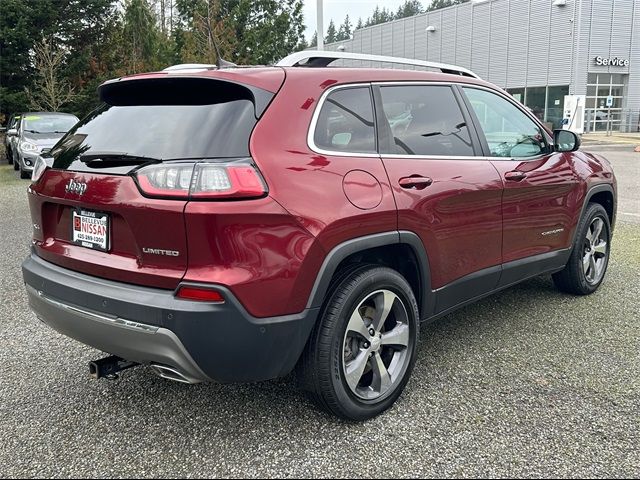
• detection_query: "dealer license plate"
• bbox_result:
[71,209,110,252]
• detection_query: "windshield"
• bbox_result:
[51,100,258,172]
[23,114,78,133]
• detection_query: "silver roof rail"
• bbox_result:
[163,63,217,72]
[276,50,480,78]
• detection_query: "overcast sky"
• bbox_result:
[302,0,411,39]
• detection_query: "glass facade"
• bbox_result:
[507,85,569,130]
[585,73,628,132]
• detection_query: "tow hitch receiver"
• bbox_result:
[89,355,138,380]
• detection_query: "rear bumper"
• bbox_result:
[22,253,319,383]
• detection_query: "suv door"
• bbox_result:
[375,83,503,316]
[460,86,580,283]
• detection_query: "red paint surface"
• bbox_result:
[28,67,616,318]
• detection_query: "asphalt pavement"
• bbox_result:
[0,151,638,478]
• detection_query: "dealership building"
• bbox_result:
[323,0,640,133]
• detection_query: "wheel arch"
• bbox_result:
[306,231,432,319]
[579,184,616,236]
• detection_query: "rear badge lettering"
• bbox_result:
[142,248,180,257]
[65,179,87,196]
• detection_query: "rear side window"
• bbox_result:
[379,85,474,156]
[313,87,376,154]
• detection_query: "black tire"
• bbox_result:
[20,166,30,179]
[553,203,611,295]
[13,157,19,170]
[6,148,12,164]
[297,265,420,421]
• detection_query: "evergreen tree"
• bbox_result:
[356,17,364,30]
[396,0,424,18]
[365,6,394,27]
[325,19,337,44]
[309,31,318,48]
[337,15,352,41]
[427,0,469,12]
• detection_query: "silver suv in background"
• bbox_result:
[8,112,79,178]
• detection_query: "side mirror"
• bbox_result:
[554,129,581,152]
[7,128,18,137]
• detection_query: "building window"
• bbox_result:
[508,86,570,129]
[585,73,628,132]
[546,86,569,130]
[524,87,546,123]
[507,88,525,104]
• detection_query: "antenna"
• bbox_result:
[209,28,236,69]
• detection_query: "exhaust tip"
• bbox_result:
[150,364,200,384]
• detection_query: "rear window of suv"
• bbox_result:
[50,78,265,173]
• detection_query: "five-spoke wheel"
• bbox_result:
[343,289,411,401]
[298,266,419,421]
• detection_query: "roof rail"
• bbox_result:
[276,50,480,78]
[163,63,217,72]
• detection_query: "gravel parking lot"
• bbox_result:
[0,150,638,478]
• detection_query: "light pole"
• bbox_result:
[317,0,324,50]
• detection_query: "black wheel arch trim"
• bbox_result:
[306,231,432,318]
[573,183,616,246]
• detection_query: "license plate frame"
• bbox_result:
[71,209,111,252]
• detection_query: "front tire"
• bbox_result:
[19,165,30,179]
[553,203,611,295]
[298,265,420,421]
[13,157,19,170]
[6,148,12,164]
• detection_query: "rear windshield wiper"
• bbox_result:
[79,152,163,166]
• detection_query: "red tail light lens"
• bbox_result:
[176,286,225,303]
[134,160,266,200]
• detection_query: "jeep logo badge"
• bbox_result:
[65,179,87,196]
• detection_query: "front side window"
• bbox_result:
[463,87,547,158]
[379,85,475,156]
[313,87,376,154]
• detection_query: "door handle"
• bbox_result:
[505,171,527,181]
[399,176,433,190]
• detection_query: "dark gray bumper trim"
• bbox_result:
[25,283,208,383]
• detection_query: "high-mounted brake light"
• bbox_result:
[134,160,266,200]
[176,286,225,303]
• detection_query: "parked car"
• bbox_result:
[22,52,616,421]
[4,114,22,164]
[9,112,78,178]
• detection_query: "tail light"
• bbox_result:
[134,160,267,200]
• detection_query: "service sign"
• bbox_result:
[594,56,629,67]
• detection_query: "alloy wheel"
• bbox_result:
[342,289,411,401]
[582,216,608,285]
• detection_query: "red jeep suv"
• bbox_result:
[22,52,616,420]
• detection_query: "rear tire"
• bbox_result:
[552,203,611,295]
[6,148,12,164]
[297,265,419,421]
[13,157,19,170]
